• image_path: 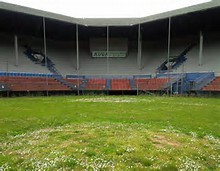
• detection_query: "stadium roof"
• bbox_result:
[0,0,219,26]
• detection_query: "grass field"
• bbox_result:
[0,96,219,170]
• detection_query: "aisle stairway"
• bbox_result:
[24,46,77,90]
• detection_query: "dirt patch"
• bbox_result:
[151,134,181,148]
[67,98,155,103]
[68,98,136,103]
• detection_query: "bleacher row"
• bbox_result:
[0,76,169,92]
[0,72,220,92]
[0,76,70,91]
[203,77,220,91]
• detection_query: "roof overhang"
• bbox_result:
[0,0,219,26]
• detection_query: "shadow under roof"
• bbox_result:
[0,0,219,26]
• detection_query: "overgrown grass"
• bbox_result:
[0,96,219,170]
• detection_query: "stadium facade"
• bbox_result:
[0,1,220,95]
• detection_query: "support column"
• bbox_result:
[43,17,48,96]
[137,24,142,70]
[107,26,109,74]
[76,24,79,71]
[76,24,80,95]
[14,35,19,66]
[199,31,203,66]
[167,17,172,95]
[43,17,47,68]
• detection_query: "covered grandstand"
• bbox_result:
[0,0,220,96]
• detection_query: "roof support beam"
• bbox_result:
[76,24,79,71]
[43,17,48,96]
[76,24,80,95]
[137,24,142,70]
[106,26,109,74]
[14,35,19,66]
[199,31,204,66]
[167,17,172,95]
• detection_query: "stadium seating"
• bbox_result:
[0,76,71,91]
[111,79,131,90]
[0,72,218,93]
[65,78,84,89]
[202,77,220,91]
[135,78,168,91]
[85,79,106,90]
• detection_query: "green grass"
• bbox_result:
[0,96,219,170]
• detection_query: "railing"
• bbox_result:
[156,43,196,73]
[54,76,77,90]
[203,76,220,91]
[193,72,215,90]
[0,71,57,78]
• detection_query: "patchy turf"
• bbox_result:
[0,96,219,170]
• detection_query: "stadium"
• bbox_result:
[0,0,220,170]
[0,0,220,96]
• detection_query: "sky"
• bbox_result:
[1,0,211,18]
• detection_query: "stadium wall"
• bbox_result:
[0,31,220,76]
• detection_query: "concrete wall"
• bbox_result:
[0,31,219,76]
[0,34,49,73]
[141,32,220,75]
